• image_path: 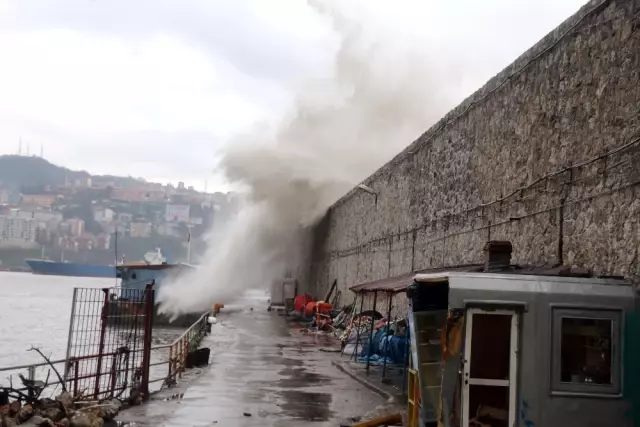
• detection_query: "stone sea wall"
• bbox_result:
[303,0,640,309]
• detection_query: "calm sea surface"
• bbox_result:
[0,271,117,368]
[0,271,187,394]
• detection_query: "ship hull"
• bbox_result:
[25,260,116,278]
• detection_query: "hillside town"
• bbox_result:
[0,155,235,266]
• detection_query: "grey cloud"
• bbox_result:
[0,112,220,184]
[1,0,337,84]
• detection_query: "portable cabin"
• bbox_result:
[406,241,637,427]
[269,277,298,311]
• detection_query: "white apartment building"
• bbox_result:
[0,214,36,243]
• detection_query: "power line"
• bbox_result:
[325,135,640,258]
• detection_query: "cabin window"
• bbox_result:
[551,308,621,396]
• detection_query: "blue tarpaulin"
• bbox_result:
[358,328,408,365]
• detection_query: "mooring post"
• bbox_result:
[366,291,378,374]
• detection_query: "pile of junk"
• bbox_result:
[285,288,409,369]
[337,304,409,367]
[286,293,338,331]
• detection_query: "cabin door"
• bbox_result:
[461,308,519,427]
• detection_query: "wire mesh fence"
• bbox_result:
[1,283,212,403]
[64,285,154,401]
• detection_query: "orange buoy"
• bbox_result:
[304,301,317,317]
[213,303,224,315]
[316,301,333,315]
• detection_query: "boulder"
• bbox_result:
[95,400,121,421]
[8,401,20,417]
[39,407,65,423]
[22,415,55,426]
[0,416,17,427]
[56,418,70,427]
[35,399,58,411]
[55,393,74,411]
[68,413,103,427]
[17,404,35,423]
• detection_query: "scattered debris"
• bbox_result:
[0,347,124,427]
[318,348,341,353]
[0,391,123,427]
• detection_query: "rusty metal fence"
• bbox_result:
[165,313,210,383]
[63,285,154,401]
[0,284,212,402]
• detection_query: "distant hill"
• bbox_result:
[0,155,145,190]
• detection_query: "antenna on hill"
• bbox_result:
[18,137,22,155]
[40,144,43,158]
[26,143,30,156]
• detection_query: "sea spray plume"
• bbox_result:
[157,1,462,316]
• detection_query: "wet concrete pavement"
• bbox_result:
[120,304,387,426]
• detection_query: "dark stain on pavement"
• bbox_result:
[277,390,333,421]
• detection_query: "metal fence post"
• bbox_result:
[63,288,78,382]
[382,292,393,379]
[351,293,365,361]
[366,291,378,374]
[141,282,155,399]
[94,288,110,399]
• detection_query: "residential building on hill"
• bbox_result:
[21,194,58,208]
[0,209,37,248]
[165,204,190,223]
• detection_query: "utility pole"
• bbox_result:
[186,225,192,264]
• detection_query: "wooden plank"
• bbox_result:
[352,413,403,427]
[324,279,337,302]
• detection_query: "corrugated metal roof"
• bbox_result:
[349,271,415,294]
[350,264,484,294]
[348,263,624,294]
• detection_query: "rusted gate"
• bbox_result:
[63,284,154,401]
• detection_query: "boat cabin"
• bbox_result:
[116,262,195,298]
[406,241,637,427]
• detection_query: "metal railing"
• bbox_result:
[0,312,212,401]
[164,313,210,384]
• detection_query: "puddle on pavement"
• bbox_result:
[276,390,333,421]
[276,367,328,388]
[260,354,304,367]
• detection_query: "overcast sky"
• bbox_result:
[0,0,587,191]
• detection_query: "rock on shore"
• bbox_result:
[0,392,122,427]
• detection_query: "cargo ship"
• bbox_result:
[25,247,116,278]
[25,259,116,278]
